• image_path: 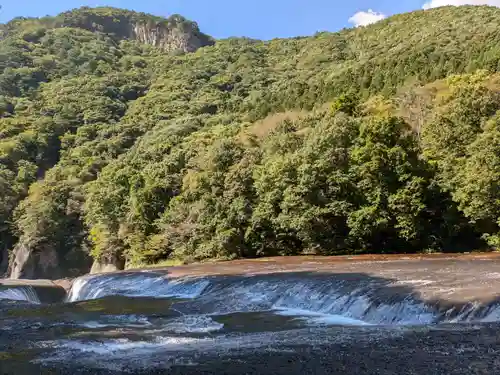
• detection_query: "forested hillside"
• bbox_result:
[1,5,499,279]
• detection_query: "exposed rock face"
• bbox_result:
[132,22,211,53]
[58,8,214,53]
[9,242,92,280]
[10,243,57,279]
[90,254,125,275]
[0,248,8,277]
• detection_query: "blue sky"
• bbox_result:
[0,1,494,39]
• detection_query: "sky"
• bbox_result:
[0,0,498,39]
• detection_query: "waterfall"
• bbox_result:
[66,272,434,325]
[183,276,436,325]
[67,272,210,302]
[64,271,500,325]
[0,286,41,304]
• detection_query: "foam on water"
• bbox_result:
[162,315,224,334]
[80,314,224,333]
[0,286,40,304]
[275,308,370,326]
[57,336,200,354]
[34,336,206,369]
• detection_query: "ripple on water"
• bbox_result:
[80,315,152,329]
[161,315,224,334]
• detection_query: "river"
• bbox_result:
[1,254,500,374]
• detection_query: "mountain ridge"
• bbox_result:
[1,6,214,53]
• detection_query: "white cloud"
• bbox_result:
[348,9,387,27]
[423,0,500,9]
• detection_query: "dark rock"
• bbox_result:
[0,247,9,276]
[9,242,92,280]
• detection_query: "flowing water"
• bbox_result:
[2,256,500,374]
[0,285,40,304]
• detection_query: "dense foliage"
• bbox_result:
[0,5,499,275]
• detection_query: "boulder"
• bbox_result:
[90,254,125,274]
[9,242,92,280]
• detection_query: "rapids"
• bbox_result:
[66,272,435,325]
[2,255,500,373]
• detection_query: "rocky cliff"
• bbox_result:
[132,21,211,53]
[57,7,214,53]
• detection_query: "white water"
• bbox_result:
[161,315,225,333]
[275,308,370,326]
[180,278,437,325]
[66,272,440,325]
[79,314,224,333]
[64,271,500,327]
[67,273,209,302]
[0,286,40,304]
[56,336,201,354]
